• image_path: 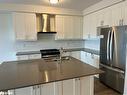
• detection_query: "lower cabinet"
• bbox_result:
[81,51,99,68]
[9,76,94,95]
[17,54,41,60]
[14,87,33,95]
[62,51,81,60]
[81,52,99,78]
[40,83,55,95]
[70,51,81,60]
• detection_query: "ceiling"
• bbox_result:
[0,0,102,11]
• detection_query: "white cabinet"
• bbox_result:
[32,85,41,95]
[13,12,37,41]
[40,83,55,95]
[111,3,124,26]
[102,7,112,27]
[9,76,94,95]
[70,51,81,60]
[17,55,29,60]
[81,52,99,68]
[56,77,93,95]
[83,13,98,39]
[29,54,41,59]
[62,51,81,60]
[81,51,100,78]
[55,15,83,40]
[83,2,126,40]
[17,54,41,60]
[62,79,75,95]
[80,76,94,95]
[83,15,91,39]
[15,87,33,95]
[123,1,127,25]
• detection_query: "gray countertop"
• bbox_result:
[16,48,100,56]
[0,57,103,91]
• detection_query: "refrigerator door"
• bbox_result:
[100,28,111,66]
[111,26,127,70]
[99,64,125,94]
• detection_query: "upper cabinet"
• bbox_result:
[83,2,126,40]
[111,3,124,26]
[83,13,99,39]
[13,12,37,41]
[55,15,83,40]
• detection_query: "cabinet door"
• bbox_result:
[62,79,75,95]
[15,87,33,95]
[64,16,73,39]
[93,55,99,69]
[55,15,65,40]
[80,76,94,95]
[28,54,41,59]
[73,16,83,39]
[13,13,26,40]
[25,13,37,41]
[56,15,83,40]
[32,85,41,95]
[13,12,37,41]
[103,7,112,27]
[96,9,104,27]
[40,83,55,95]
[123,1,127,25]
[111,3,124,26]
[89,13,98,38]
[81,52,92,65]
[55,79,80,95]
[83,13,98,39]
[8,90,15,95]
[75,78,81,95]
[17,55,29,60]
[83,15,90,39]
[70,51,81,60]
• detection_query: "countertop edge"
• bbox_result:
[16,48,100,56]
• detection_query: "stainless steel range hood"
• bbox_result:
[36,14,56,34]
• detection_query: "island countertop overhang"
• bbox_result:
[0,57,103,91]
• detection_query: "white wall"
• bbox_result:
[84,40,100,50]
[0,13,16,63]
[0,13,84,64]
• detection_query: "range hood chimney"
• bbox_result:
[36,14,56,34]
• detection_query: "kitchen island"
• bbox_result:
[0,57,103,95]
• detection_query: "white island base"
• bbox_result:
[9,76,94,95]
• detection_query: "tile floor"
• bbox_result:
[94,78,121,95]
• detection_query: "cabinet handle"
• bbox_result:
[75,78,80,81]
[37,85,40,88]
[33,86,35,89]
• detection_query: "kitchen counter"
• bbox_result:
[0,57,103,91]
[16,48,100,56]
[16,51,41,56]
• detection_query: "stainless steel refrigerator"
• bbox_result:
[99,25,127,94]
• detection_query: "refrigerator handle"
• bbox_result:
[107,30,111,61]
[100,63,125,74]
[110,29,114,64]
